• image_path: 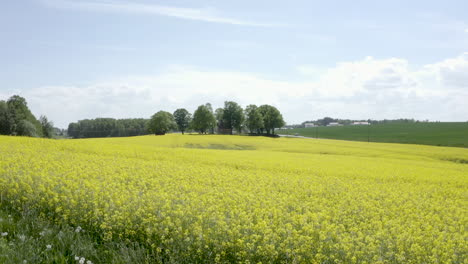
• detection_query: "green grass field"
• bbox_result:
[277,122,468,147]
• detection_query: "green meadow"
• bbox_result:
[278,122,468,147]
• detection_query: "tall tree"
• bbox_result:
[147,111,176,135]
[6,95,43,136]
[215,108,225,132]
[258,105,285,135]
[222,101,244,135]
[17,120,38,137]
[205,103,216,134]
[173,108,192,135]
[40,115,55,138]
[191,104,216,134]
[67,122,80,138]
[0,100,11,135]
[244,104,263,134]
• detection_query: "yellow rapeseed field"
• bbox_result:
[0,134,467,263]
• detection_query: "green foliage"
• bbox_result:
[244,104,263,134]
[191,104,216,134]
[258,105,285,135]
[0,95,43,137]
[67,118,149,138]
[0,101,11,135]
[173,108,192,134]
[222,101,244,134]
[147,111,176,135]
[40,115,54,138]
[0,206,163,264]
[215,108,225,131]
[17,120,38,137]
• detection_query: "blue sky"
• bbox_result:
[1,0,467,128]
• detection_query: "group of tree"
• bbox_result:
[0,95,54,138]
[65,101,284,138]
[147,102,285,136]
[68,118,149,138]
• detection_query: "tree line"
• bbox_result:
[67,118,149,138]
[68,101,285,138]
[0,95,54,138]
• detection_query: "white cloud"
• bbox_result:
[465,28,468,33]
[40,0,276,27]
[296,65,323,76]
[8,53,468,128]
[422,52,468,89]
[317,57,417,97]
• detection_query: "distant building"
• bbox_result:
[327,122,341,126]
[352,121,370,125]
[304,122,316,128]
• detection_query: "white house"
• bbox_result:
[352,121,370,125]
[304,122,315,127]
[327,122,341,126]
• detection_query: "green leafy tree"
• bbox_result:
[40,115,55,138]
[215,108,225,132]
[0,100,11,135]
[258,105,285,135]
[17,120,38,137]
[67,122,80,138]
[222,101,244,134]
[147,111,176,135]
[6,95,43,136]
[173,108,192,134]
[191,104,216,134]
[244,104,263,134]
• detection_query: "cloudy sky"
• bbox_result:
[1,0,467,128]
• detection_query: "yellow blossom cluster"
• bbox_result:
[0,135,466,263]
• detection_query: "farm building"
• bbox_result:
[327,122,342,126]
[304,123,316,127]
[352,121,370,125]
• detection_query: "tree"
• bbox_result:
[317,117,336,126]
[244,104,263,134]
[258,105,285,135]
[6,95,43,137]
[215,108,225,132]
[191,104,216,134]
[222,101,244,134]
[40,115,55,138]
[204,103,216,134]
[67,122,80,138]
[173,108,192,135]
[17,120,38,137]
[147,111,176,135]
[0,100,11,135]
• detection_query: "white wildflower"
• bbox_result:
[39,230,46,236]
[75,226,82,233]
[79,257,85,264]
[1,232,8,237]
[46,244,52,250]
[75,256,80,260]
[23,260,27,263]
[18,234,26,241]
[86,260,92,264]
